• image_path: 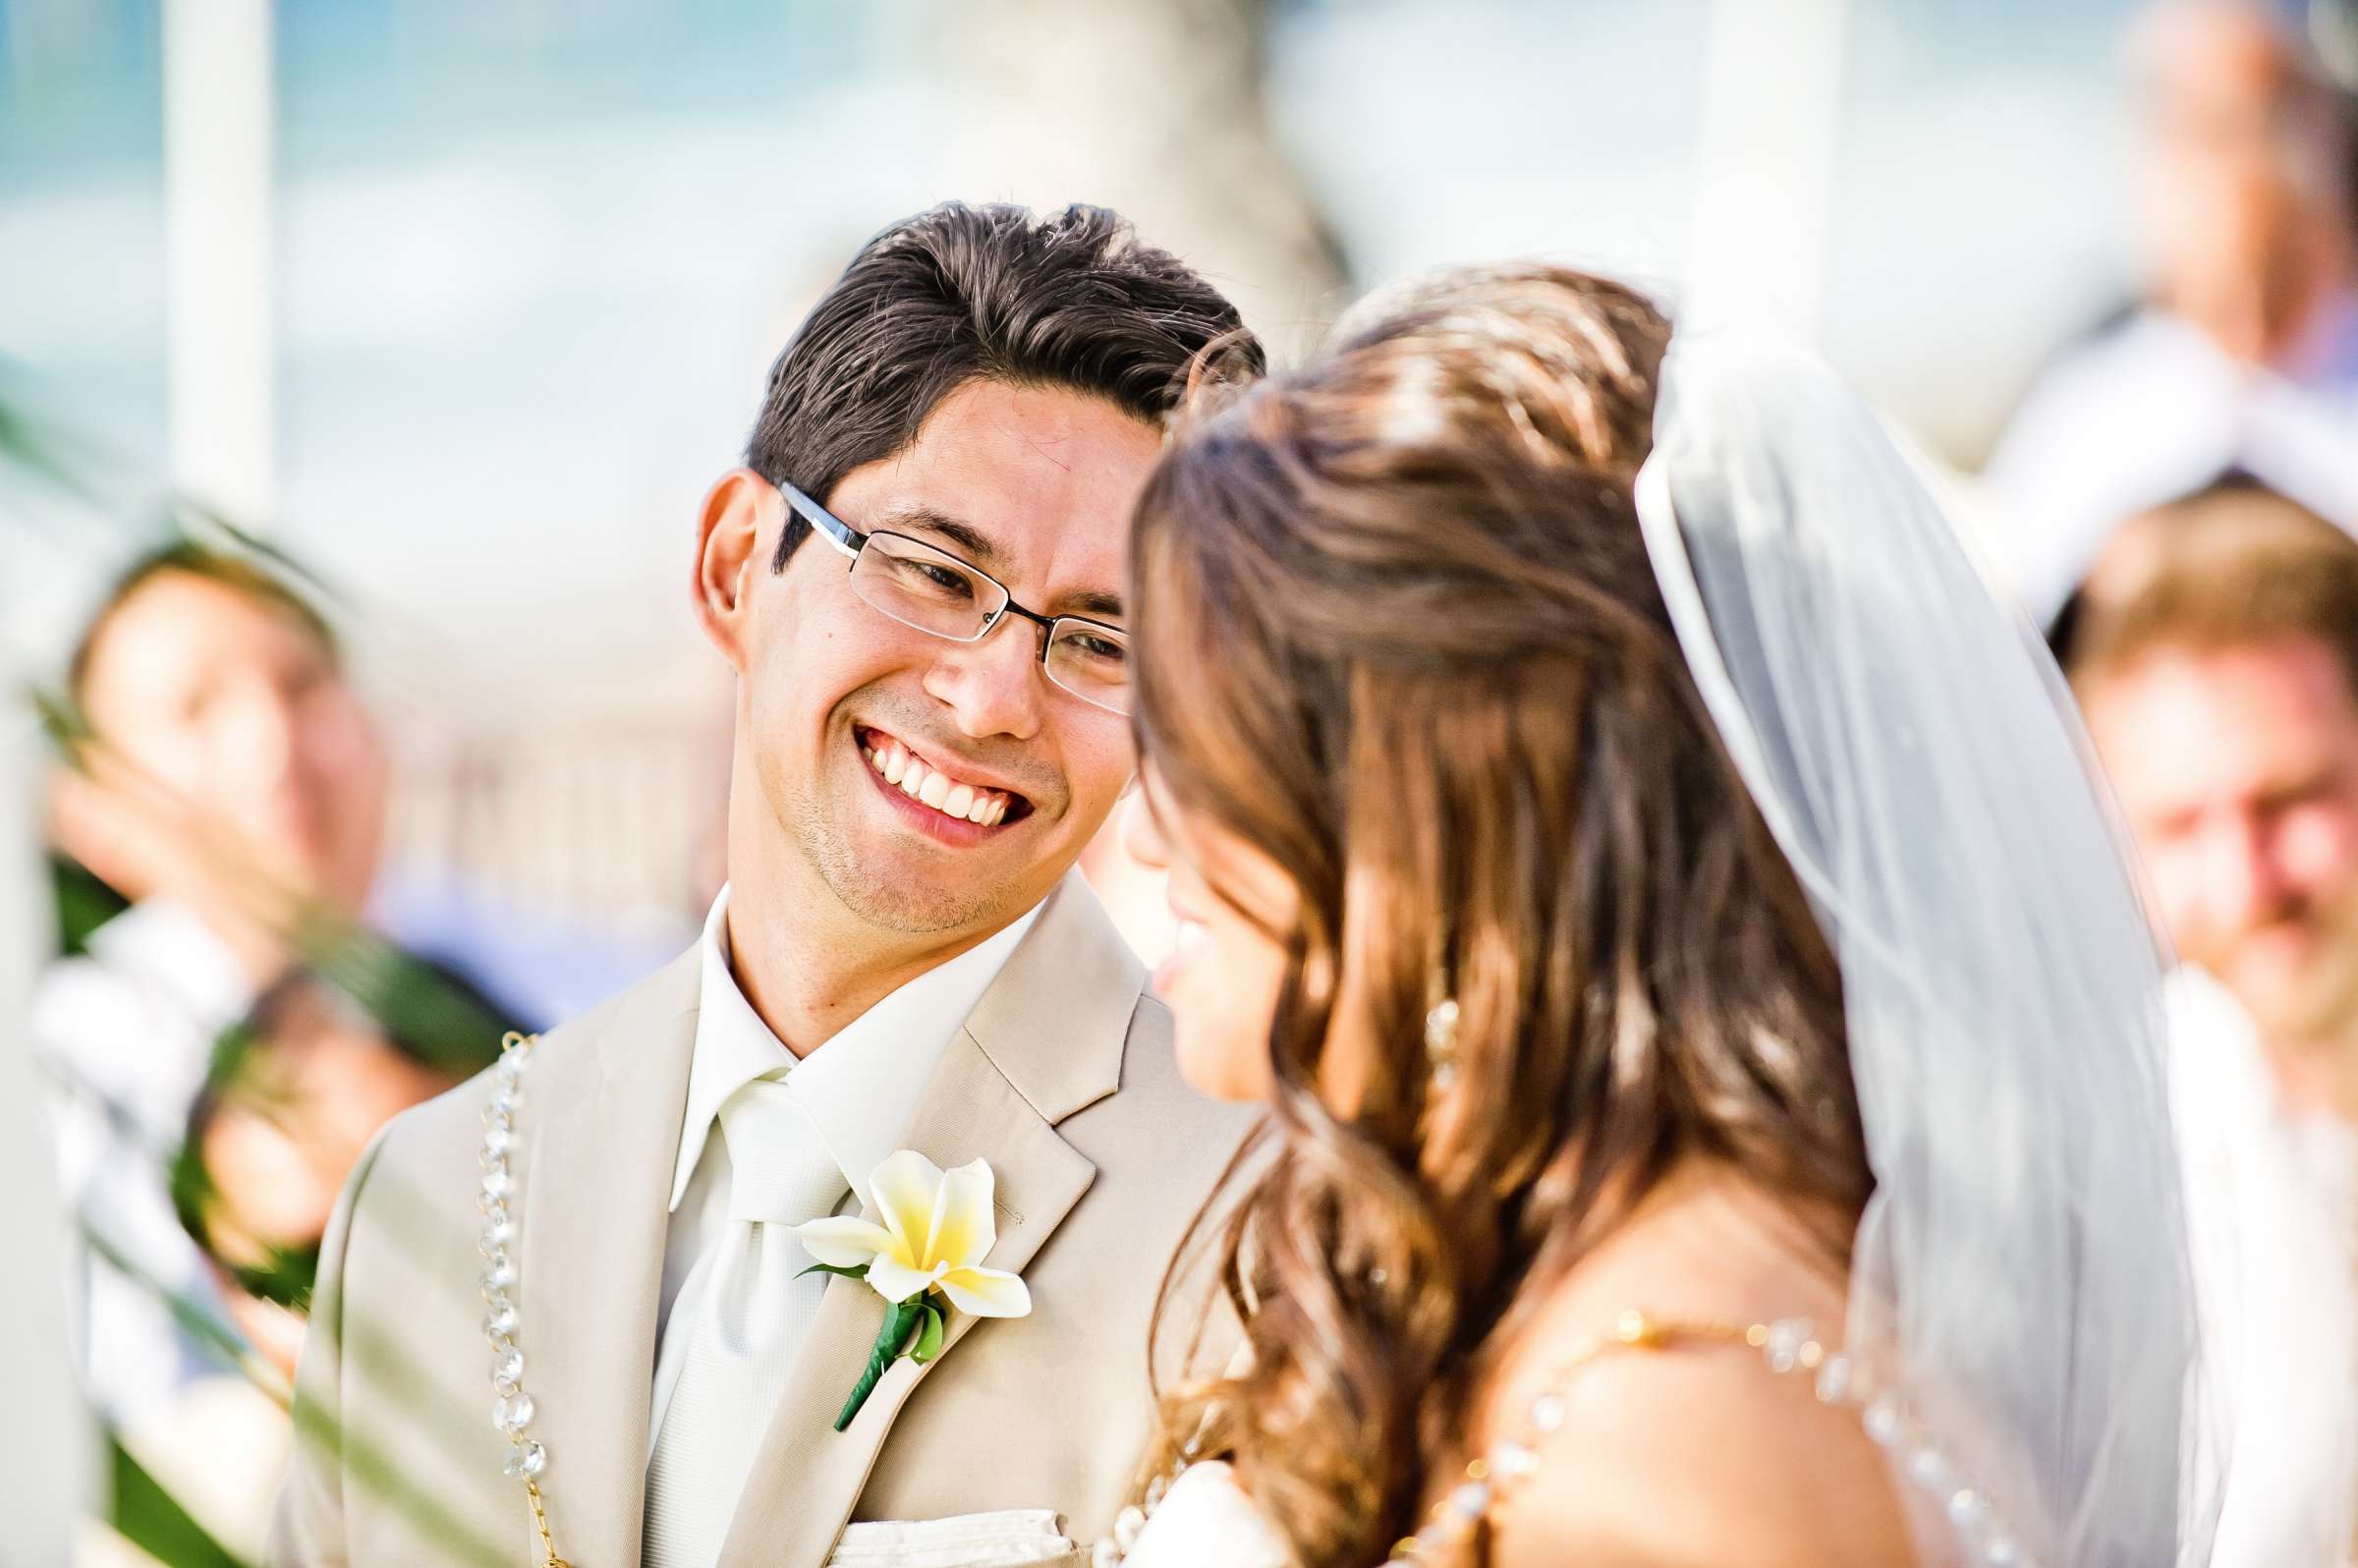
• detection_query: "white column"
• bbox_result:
[163,0,277,527]
[0,721,91,1558]
[1681,0,1854,342]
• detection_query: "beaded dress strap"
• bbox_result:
[1383,1309,2040,1568]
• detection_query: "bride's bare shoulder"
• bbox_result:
[1478,1165,1916,1568]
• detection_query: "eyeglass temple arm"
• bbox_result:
[777,479,863,560]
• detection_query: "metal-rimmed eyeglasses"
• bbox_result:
[774,479,1133,716]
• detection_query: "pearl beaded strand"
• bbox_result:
[477,1032,569,1568]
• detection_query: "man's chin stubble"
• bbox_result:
[799,797,1036,936]
[821,857,1024,935]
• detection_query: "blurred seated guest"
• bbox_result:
[1986,0,2358,625]
[60,973,475,1567]
[174,973,467,1382]
[28,536,677,1433]
[2065,476,2358,1565]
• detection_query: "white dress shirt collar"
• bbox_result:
[668,884,1043,1210]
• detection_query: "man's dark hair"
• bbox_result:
[748,201,1263,570]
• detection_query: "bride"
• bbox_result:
[1101,266,2224,1566]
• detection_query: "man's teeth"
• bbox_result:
[864,741,1010,825]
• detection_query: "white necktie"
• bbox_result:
[644,1074,849,1568]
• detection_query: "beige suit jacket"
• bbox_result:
[271,873,1251,1568]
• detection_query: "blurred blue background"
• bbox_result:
[4,1,2155,742]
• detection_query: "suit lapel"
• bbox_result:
[519,949,701,1568]
[717,872,1144,1568]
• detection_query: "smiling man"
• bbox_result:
[2070,480,2358,1098]
[274,203,1263,1568]
[2065,477,2358,1566]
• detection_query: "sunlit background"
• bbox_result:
[5,1,2354,1560]
[4,0,2180,931]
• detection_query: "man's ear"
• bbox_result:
[693,469,779,670]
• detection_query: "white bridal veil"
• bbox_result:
[1634,341,2224,1568]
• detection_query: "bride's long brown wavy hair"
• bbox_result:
[1127,265,1873,1565]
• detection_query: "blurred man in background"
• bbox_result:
[1987,0,2358,625]
[2073,481,2358,1110]
[28,538,669,1483]
[2066,476,2358,1565]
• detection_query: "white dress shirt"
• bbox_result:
[646,885,1041,1452]
[2168,966,2358,1567]
[29,899,250,1430]
[1983,297,2358,626]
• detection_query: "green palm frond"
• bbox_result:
[108,1439,254,1568]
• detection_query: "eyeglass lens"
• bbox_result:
[847,532,1131,714]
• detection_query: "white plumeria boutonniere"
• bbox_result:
[794,1149,1033,1430]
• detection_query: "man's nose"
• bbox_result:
[2209,812,2292,930]
[919,615,1047,742]
[214,680,302,787]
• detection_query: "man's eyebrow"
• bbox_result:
[870,504,1001,567]
[870,503,1125,621]
[1061,589,1125,623]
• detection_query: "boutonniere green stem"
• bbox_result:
[795,1150,1032,1431]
